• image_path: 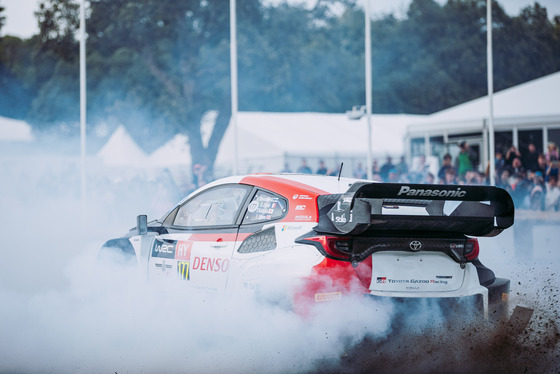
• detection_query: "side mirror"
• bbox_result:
[137,215,148,235]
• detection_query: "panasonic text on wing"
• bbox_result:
[397,186,467,198]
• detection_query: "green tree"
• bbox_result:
[0,3,5,33]
[85,0,250,172]
[4,0,560,160]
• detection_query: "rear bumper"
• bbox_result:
[365,293,484,322]
[364,277,510,323]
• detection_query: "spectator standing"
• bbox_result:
[409,154,430,183]
[395,156,408,178]
[437,154,456,183]
[544,176,560,211]
[536,154,548,176]
[496,169,513,194]
[443,168,458,185]
[296,159,312,174]
[425,172,435,184]
[280,162,292,173]
[372,159,380,174]
[546,156,559,181]
[546,142,559,162]
[353,162,367,179]
[528,171,546,210]
[495,151,505,175]
[504,145,522,167]
[388,168,401,183]
[379,156,394,182]
[507,157,525,176]
[523,143,539,172]
[456,141,476,181]
[316,160,328,175]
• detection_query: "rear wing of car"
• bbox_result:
[315,182,514,237]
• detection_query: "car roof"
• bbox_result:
[199,173,364,196]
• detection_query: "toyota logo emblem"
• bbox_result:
[409,240,423,251]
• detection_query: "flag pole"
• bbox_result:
[487,0,495,186]
[365,0,373,180]
[230,0,239,175]
[80,0,87,209]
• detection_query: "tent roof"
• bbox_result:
[419,71,560,124]
[216,112,425,167]
[0,116,33,142]
[148,133,191,167]
[97,125,147,166]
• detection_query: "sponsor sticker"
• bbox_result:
[397,185,466,198]
[281,225,303,231]
[155,260,173,272]
[152,239,176,259]
[175,241,192,260]
[294,215,312,221]
[376,278,450,285]
[192,256,230,273]
[177,261,190,280]
[248,201,259,213]
[314,292,342,303]
[293,194,312,200]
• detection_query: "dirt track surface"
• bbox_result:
[314,320,559,374]
[312,262,560,374]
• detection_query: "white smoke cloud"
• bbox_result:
[0,144,394,374]
[1,139,559,373]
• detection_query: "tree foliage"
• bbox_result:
[0,0,559,174]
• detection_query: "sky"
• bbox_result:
[2,0,560,38]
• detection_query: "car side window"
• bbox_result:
[173,186,249,227]
[242,190,287,224]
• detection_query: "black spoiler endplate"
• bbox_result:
[316,182,514,237]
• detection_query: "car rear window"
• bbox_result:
[242,190,287,224]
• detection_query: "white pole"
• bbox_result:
[230,0,239,175]
[487,0,495,186]
[364,0,373,180]
[80,0,87,205]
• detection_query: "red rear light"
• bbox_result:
[465,238,480,260]
[301,236,352,261]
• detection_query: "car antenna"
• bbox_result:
[338,162,343,181]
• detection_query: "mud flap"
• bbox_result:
[486,277,510,322]
[504,306,534,335]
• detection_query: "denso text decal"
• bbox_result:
[192,257,230,272]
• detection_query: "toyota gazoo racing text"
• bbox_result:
[100,174,514,321]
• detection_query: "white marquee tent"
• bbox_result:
[215,112,425,176]
[0,116,33,142]
[96,125,148,167]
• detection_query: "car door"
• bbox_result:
[149,184,251,292]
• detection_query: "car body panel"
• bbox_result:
[101,173,514,321]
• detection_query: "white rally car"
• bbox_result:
[100,174,514,319]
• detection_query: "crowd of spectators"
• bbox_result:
[286,141,560,212]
